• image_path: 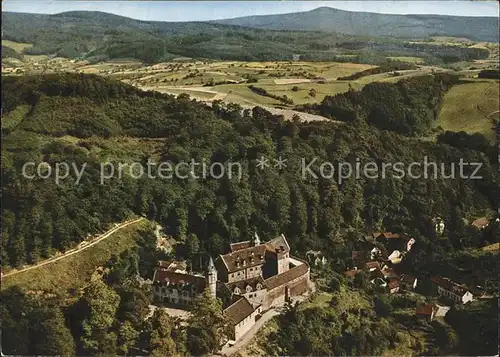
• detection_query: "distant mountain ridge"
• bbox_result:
[0,10,494,63]
[214,7,499,42]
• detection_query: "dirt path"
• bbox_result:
[487,110,499,118]
[2,217,145,278]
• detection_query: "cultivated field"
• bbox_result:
[435,80,499,141]
[2,39,498,126]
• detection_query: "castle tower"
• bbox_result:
[206,256,217,299]
[253,232,261,246]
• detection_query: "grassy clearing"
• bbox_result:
[435,80,498,141]
[388,56,425,64]
[2,40,33,53]
[1,105,30,131]
[299,291,333,310]
[152,87,217,100]
[216,84,280,106]
[1,219,149,293]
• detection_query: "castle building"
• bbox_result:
[151,233,310,343]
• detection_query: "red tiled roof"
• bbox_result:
[224,297,255,325]
[431,276,469,296]
[220,235,290,273]
[153,269,206,291]
[264,262,308,290]
[472,217,489,228]
[265,235,290,255]
[219,245,267,273]
[416,304,436,316]
[401,274,416,284]
[388,279,399,289]
[230,241,251,252]
[365,261,381,270]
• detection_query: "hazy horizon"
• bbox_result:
[2,1,499,22]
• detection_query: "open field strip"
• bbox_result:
[2,218,147,292]
[273,78,313,84]
[2,39,33,52]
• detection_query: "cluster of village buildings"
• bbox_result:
[338,216,495,320]
[151,233,310,342]
[343,231,419,294]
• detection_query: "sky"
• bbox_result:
[2,1,499,21]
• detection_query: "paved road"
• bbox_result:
[2,217,145,278]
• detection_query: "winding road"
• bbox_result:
[2,217,145,278]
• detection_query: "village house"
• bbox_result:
[416,304,438,322]
[431,276,474,304]
[388,279,400,294]
[400,274,418,290]
[374,232,416,252]
[471,217,489,230]
[387,250,403,264]
[365,261,381,272]
[434,304,451,317]
[381,265,399,280]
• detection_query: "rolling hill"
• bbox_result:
[214,7,499,42]
[1,10,493,64]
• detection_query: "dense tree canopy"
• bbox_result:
[1,73,497,270]
[1,73,498,356]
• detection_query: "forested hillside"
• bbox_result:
[1,73,498,269]
[300,73,460,135]
[1,11,491,64]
